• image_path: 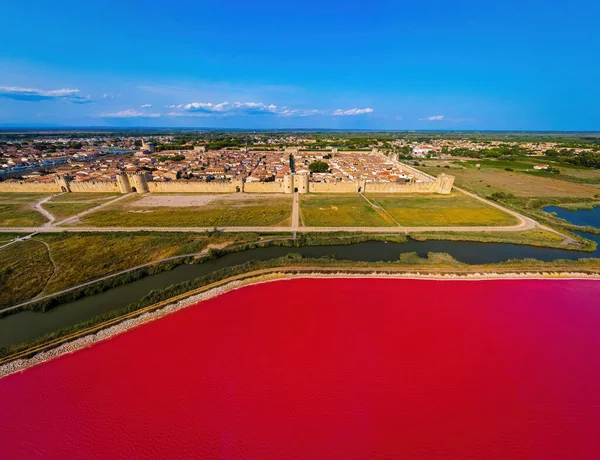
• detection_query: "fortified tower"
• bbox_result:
[283,173,294,194]
[357,179,367,193]
[54,174,72,193]
[294,173,309,194]
[127,172,150,193]
[436,173,455,195]
[233,177,244,193]
[116,172,132,193]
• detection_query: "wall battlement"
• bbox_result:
[0,171,454,195]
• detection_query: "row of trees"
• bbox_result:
[546,149,600,169]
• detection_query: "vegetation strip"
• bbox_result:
[2,263,600,372]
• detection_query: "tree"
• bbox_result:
[309,160,329,173]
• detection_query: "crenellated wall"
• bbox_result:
[244,181,287,193]
[0,181,59,193]
[311,181,358,193]
[148,181,238,193]
[68,181,120,193]
[0,171,454,195]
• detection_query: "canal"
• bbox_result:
[1,229,599,347]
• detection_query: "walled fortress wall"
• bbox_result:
[0,171,453,195]
[243,181,287,193]
[310,181,358,193]
[67,181,120,193]
[0,181,59,193]
[148,180,239,193]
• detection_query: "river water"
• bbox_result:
[544,205,600,228]
[2,228,599,347]
[2,278,599,458]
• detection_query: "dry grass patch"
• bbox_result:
[420,165,600,197]
[78,194,293,227]
[0,240,54,308]
[300,194,394,227]
[0,193,50,227]
[369,192,519,227]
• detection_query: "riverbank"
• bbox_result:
[2,269,600,379]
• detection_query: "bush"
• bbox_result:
[488,192,514,201]
[308,160,329,173]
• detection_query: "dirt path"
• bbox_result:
[30,239,57,299]
[34,194,61,227]
[54,193,132,226]
[291,192,300,229]
[360,193,401,226]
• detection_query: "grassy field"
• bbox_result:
[0,193,50,227]
[420,162,600,197]
[50,193,120,202]
[300,194,395,227]
[42,193,122,221]
[447,157,600,185]
[367,192,519,227]
[0,240,54,308]
[77,195,293,227]
[410,228,570,249]
[0,232,261,307]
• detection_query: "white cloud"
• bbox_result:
[180,101,279,115]
[0,86,92,103]
[332,107,374,116]
[167,101,322,117]
[102,109,161,118]
[141,103,152,108]
[419,115,444,121]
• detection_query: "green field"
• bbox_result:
[420,162,600,198]
[0,240,54,307]
[50,193,120,202]
[367,192,519,227]
[300,194,394,227]
[0,232,260,308]
[77,195,293,227]
[42,193,121,221]
[0,193,50,227]
[410,228,568,248]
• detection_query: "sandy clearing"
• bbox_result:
[132,193,289,208]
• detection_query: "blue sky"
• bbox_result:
[1,0,598,130]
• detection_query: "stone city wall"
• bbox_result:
[0,171,453,195]
[0,181,59,193]
[243,181,287,193]
[148,181,238,193]
[68,181,120,193]
[310,181,358,193]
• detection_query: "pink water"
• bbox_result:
[1,278,600,459]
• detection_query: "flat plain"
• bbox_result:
[76,193,293,227]
[299,194,395,227]
[420,161,600,197]
[0,193,50,227]
[43,193,120,221]
[0,232,259,308]
[367,192,519,227]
